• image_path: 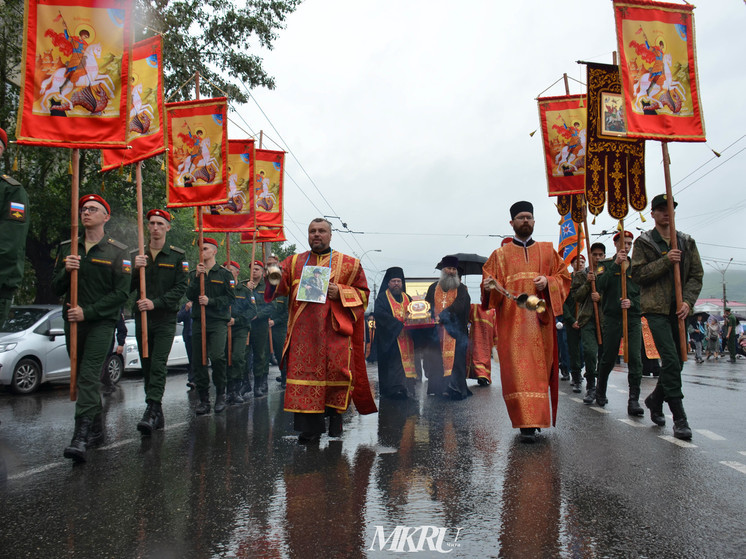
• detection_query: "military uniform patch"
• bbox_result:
[182,261,189,272]
[9,202,25,221]
[123,259,132,273]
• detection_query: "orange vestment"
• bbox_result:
[482,241,571,428]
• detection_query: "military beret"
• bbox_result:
[79,194,110,214]
[0,127,7,148]
[223,260,240,270]
[650,193,677,210]
[202,237,219,248]
[146,209,171,222]
[613,231,634,241]
[253,260,265,268]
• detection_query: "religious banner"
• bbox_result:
[166,97,228,208]
[613,0,705,142]
[585,62,646,220]
[254,149,285,228]
[101,36,166,171]
[240,227,287,244]
[538,95,587,196]
[557,212,584,267]
[16,0,133,148]
[202,139,256,232]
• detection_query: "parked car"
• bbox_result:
[121,319,189,371]
[0,305,69,394]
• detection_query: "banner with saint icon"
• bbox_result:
[613,0,705,141]
[254,149,285,228]
[537,94,588,196]
[202,139,256,232]
[16,0,133,148]
[166,97,228,208]
[101,36,166,171]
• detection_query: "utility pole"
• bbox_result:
[707,258,733,316]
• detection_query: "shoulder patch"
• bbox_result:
[9,201,26,222]
[182,261,190,272]
[170,245,185,254]
[108,238,128,250]
[2,174,22,187]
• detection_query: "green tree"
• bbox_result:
[0,0,301,303]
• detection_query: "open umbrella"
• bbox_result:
[436,253,487,276]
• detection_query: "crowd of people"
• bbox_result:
[0,125,733,461]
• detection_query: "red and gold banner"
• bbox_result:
[166,97,228,208]
[254,149,285,228]
[538,95,587,196]
[613,0,705,142]
[585,62,646,220]
[16,0,133,148]
[101,36,166,171]
[240,227,287,243]
[202,139,256,232]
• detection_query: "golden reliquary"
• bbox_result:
[404,300,437,329]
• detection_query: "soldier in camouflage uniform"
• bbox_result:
[131,209,188,436]
[224,261,256,404]
[245,261,272,397]
[53,195,130,462]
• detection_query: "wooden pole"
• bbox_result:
[136,162,148,358]
[583,209,603,346]
[226,233,232,366]
[69,148,80,401]
[194,71,207,366]
[661,141,688,362]
[619,220,629,363]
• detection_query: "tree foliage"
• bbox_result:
[0,0,301,303]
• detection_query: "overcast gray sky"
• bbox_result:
[233,0,746,293]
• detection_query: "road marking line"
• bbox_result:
[569,397,584,404]
[694,429,726,441]
[97,438,137,451]
[589,407,611,414]
[659,435,697,448]
[739,451,746,457]
[720,461,746,475]
[618,418,646,428]
[164,421,189,432]
[614,389,627,394]
[8,461,66,481]
[608,384,618,388]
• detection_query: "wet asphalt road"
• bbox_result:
[1,357,745,559]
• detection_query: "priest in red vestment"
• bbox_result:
[275,218,376,444]
[482,201,571,443]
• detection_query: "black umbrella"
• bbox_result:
[436,253,488,276]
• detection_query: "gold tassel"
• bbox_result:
[529,130,537,137]
[192,237,196,246]
[12,154,18,172]
[617,220,624,232]
[68,158,73,175]
[592,215,596,225]
[639,211,646,223]
[119,164,124,176]
[160,158,165,171]
[127,166,132,182]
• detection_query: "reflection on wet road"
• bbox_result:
[1,360,745,557]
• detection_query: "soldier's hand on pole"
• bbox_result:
[667,249,682,263]
[620,298,631,310]
[66,304,84,322]
[64,254,81,272]
[676,301,690,320]
[134,254,148,269]
[587,271,596,282]
[616,250,628,265]
[136,298,154,312]
[199,295,209,306]
[591,292,601,303]
[196,262,207,275]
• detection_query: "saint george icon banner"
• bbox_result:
[101,36,166,171]
[538,95,588,196]
[166,97,228,208]
[16,0,133,148]
[202,139,256,232]
[584,62,646,220]
[557,212,584,267]
[254,149,285,229]
[613,0,705,141]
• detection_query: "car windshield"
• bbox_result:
[0,308,49,333]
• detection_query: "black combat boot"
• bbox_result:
[595,374,608,407]
[88,413,104,447]
[627,385,644,417]
[328,412,343,437]
[570,371,582,393]
[195,392,211,415]
[644,384,666,426]
[231,381,245,404]
[255,374,268,398]
[240,377,253,399]
[137,401,158,436]
[668,398,692,440]
[583,379,596,404]
[214,391,227,413]
[63,417,92,463]
[153,401,165,430]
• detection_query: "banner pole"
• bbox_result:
[136,162,148,358]
[226,233,232,366]
[582,203,603,346]
[69,148,80,401]
[662,141,688,362]
[198,207,207,365]
[619,219,629,363]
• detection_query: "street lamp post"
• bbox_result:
[707,258,733,316]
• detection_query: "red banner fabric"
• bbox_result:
[202,139,256,232]
[16,0,133,148]
[254,149,285,228]
[101,36,166,171]
[166,97,228,208]
[538,95,588,196]
[613,0,705,141]
[240,227,287,243]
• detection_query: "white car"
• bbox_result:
[121,319,190,371]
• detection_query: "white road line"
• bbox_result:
[614,389,627,394]
[720,461,746,475]
[739,451,746,457]
[164,421,189,432]
[659,435,697,448]
[569,397,584,404]
[589,407,611,414]
[618,418,646,428]
[608,384,618,388]
[694,429,726,441]
[97,438,137,451]
[8,461,66,481]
